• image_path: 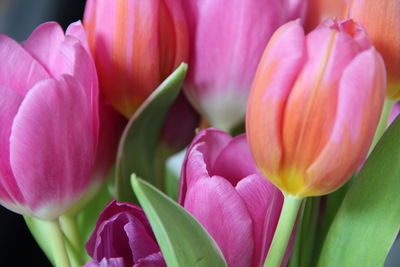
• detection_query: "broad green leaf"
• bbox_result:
[115,64,187,202]
[318,117,400,267]
[131,175,227,267]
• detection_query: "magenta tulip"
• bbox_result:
[0,21,99,219]
[179,128,289,267]
[182,0,307,131]
[85,200,166,267]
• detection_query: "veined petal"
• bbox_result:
[246,20,306,187]
[213,134,259,186]
[9,75,96,219]
[0,86,24,207]
[0,34,50,95]
[236,175,283,267]
[183,176,253,267]
[178,128,231,203]
[305,48,386,196]
[280,24,362,194]
[22,22,65,77]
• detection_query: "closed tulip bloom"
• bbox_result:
[182,0,307,131]
[0,22,99,219]
[179,128,292,267]
[246,19,386,197]
[85,200,165,267]
[348,0,400,99]
[83,0,189,118]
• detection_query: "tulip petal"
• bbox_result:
[281,24,361,178]
[0,34,50,95]
[22,22,66,77]
[83,258,125,267]
[134,252,166,267]
[246,20,306,185]
[306,48,386,196]
[66,21,91,53]
[0,86,25,207]
[212,134,259,186]
[184,176,253,267]
[236,175,283,267]
[9,75,95,219]
[178,129,231,203]
[183,0,289,130]
[125,219,160,262]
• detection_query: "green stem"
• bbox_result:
[60,215,83,253]
[264,195,303,267]
[60,214,84,266]
[369,99,395,155]
[46,218,72,267]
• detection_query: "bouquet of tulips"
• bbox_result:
[1,0,399,266]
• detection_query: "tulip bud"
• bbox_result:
[179,128,293,267]
[182,0,307,131]
[0,21,99,219]
[85,200,165,267]
[83,0,189,118]
[348,0,400,99]
[246,19,386,197]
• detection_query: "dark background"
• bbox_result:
[0,0,85,266]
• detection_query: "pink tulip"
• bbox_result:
[246,19,386,197]
[179,128,288,267]
[83,0,189,118]
[182,0,307,131]
[0,21,99,219]
[85,200,165,267]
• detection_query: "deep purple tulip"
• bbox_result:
[84,200,166,267]
[179,128,288,267]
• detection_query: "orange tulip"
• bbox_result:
[84,0,189,118]
[246,19,386,197]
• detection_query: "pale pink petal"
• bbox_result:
[9,75,96,219]
[22,22,65,77]
[306,48,386,195]
[184,176,253,267]
[0,86,24,205]
[66,20,91,53]
[236,175,283,267]
[246,21,306,183]
[183,0,303,130]
[212,134,259,186]
[0,34,50,95]
[178,128,231,203]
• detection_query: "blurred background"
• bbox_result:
[0,0,85,266]
[0,0,399,266]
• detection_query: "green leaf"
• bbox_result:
[131,175,227,267]
[317,117,400,267]
[115,64,187,202]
